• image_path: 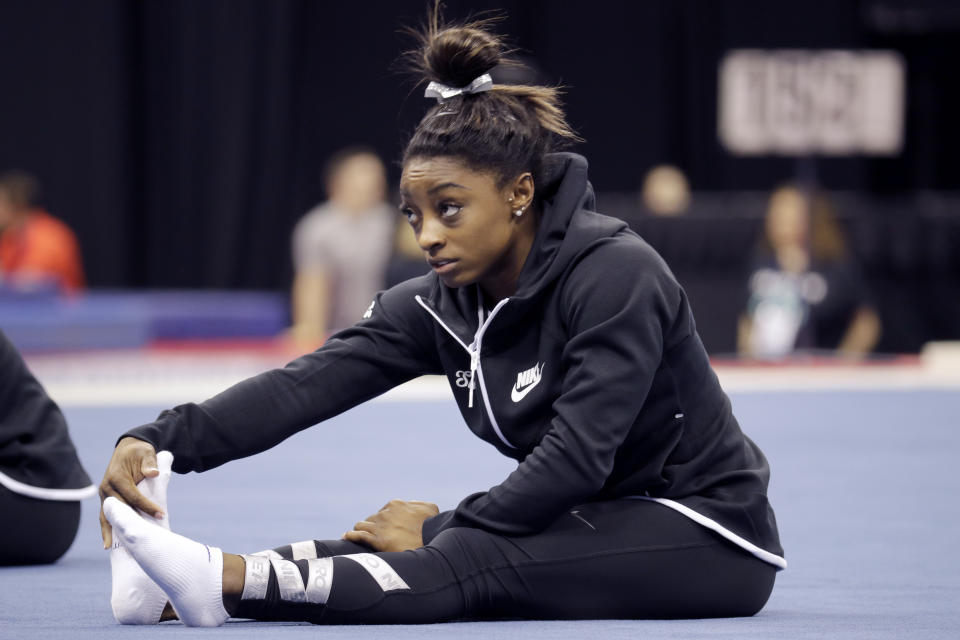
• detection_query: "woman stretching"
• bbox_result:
[99,9,784,626]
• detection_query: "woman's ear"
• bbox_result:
[509,172,535,211]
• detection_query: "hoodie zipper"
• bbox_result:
[415,294,518,450]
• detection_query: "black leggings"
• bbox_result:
[0,485,81,565]
[234,498,777,623]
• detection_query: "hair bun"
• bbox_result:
[403,5,510,89]
[422,26,503,88]
[402,4,582,190]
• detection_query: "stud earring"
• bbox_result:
[513,206,525,217]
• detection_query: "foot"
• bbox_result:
[109,450,173,624]
[103,496,229,627]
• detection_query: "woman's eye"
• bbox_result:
[439,203,462,218]
[400,208,419,225]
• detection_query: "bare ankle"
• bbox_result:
[221,553,245,616]
[160,601,177,621]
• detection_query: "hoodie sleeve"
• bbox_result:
[122,279,442,474]
[422,238,686,542]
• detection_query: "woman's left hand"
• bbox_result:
[344,500,440,552]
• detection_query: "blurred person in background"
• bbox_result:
[0,329,96,565]
[289,148,395,346]
[641,164,691,217]
[0,171,85,294]
[738,184,881,359]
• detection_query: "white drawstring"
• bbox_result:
[413,294,518,450]
[468,350,479,408]
[468,303,486,409]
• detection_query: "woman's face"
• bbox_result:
[766,187,809,249]
[399,156,534,297]
[329,153,387,213]
[0,192,17,230]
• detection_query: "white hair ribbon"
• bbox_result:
[424,73,494,101]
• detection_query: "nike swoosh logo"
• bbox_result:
[511,367,544,403]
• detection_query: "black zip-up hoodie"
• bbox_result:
[126,153,784,568]
[1,330,95,502]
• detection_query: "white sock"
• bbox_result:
[109,450,174,625]
[103,497,229,627]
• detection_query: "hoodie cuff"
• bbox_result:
[117,411,184,467]
[117,426,162,451]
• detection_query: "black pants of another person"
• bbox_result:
[0,485,81,565]
[235,498,777,623]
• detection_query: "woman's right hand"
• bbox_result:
[99,437,163,549]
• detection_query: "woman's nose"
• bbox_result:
[417,216,445,252]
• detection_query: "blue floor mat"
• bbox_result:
[1,390,958,639]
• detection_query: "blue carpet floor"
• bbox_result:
[1,390,958,639]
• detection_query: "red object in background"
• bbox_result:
[0,210,85,294]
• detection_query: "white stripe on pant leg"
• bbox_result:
[270,558,307,603]
[250,548,282,560]
[341,553,410,592]
[305,557,334,604]
[291,540,318,561]
[240,555,270,601]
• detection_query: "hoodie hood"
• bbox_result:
[512,152,626,303]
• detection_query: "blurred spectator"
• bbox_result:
[0,329,95,564]
[0,171,85,294]
[290,148,395,344]
[641,165,691,216]
[738,184,881,359]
